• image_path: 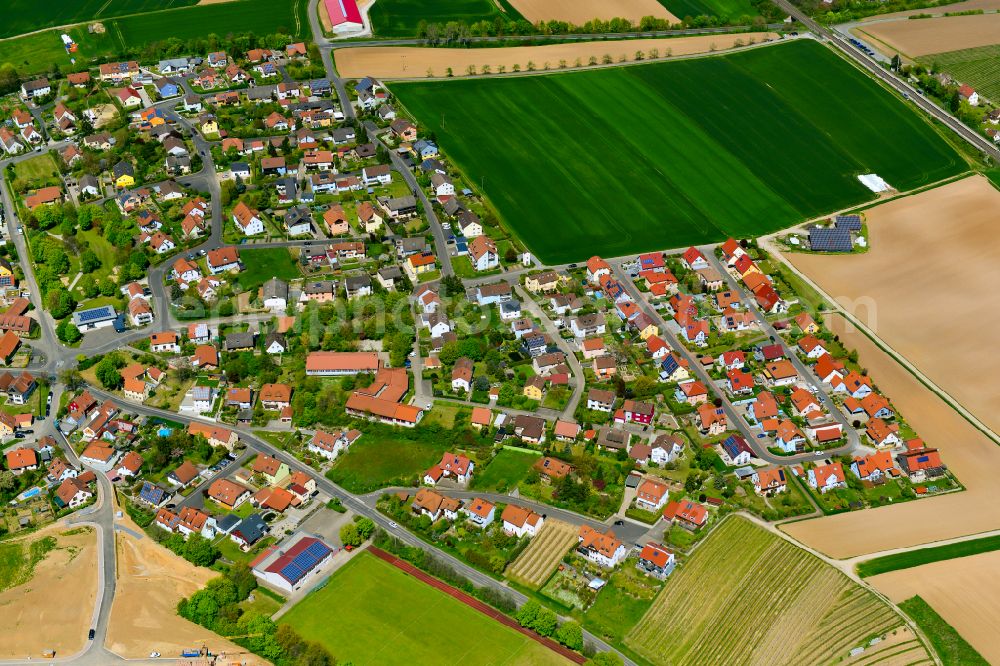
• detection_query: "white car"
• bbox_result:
[150,652,161,658]
[388,521,398,529]
[814,451,825,457]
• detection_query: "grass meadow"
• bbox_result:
[898,596,988,666]
[234,247,301,293]
[857,534,1000,578]
[369,0,525,38]
[281,551,567,665]
[473,448,540,492]
[326,428,449,493]
[626,517,922,665]
[393,39,966,263]
[920,44,1000,103]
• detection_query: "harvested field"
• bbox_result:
[870,551,1000,663]
[780,309,1000,557]
[859,0,1000,21]
[788,177,1000,445]
[106,525,252,660]
[626,517,922,666]
[507,519,578,588]
[335,33,776,79]
[854,13,1000,58]
[0,524,97,660]
[508,0,677,23]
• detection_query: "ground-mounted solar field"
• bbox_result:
[392,39,966,263]
[369,0,525,38]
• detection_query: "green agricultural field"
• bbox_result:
[281,551,568,666]
[234,247,301,293]
[326,427,450,492]
[626,516,927,665]
[392,39,965,263]
[368,0,525,38]
[658,0,759,20]
[473,448,540,491]
[108,0,307,49]
[857,534,1000,577]
[0,0,197,39]
[898,596,988,666]
[919,44,1000,104]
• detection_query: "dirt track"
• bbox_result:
[855,13,1000,57]
[0,524,97,659]
[509,0,678,23]
[870,551,1000,663]
[106,524,260,661]
[334,33,779,78]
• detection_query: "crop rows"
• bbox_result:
[506,520,577,588]
[626,517,925,666]
[920,44,1000,103]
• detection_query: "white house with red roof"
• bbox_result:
[578,525,626,568]
[808,462,846,493]
[635,478,669,511]
[423,452,474,485]
[501,504,544,538]
[681,247,708,270]
[462,497,495,528]
[637,542,675,578]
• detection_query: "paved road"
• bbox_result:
[701,248,860,450]
[774,0,1000,162]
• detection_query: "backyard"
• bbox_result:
[235,247,301,293]
[326,426,450,493]
[473,447,541,492]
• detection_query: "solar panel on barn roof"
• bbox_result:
[834,215,862,231]
[808,227,853,252]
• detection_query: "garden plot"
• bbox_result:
[506,519,578,588]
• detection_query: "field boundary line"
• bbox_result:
[367,546,586,664]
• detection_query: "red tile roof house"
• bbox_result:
[578,525,627,568]
[501,504,544,537]
[79,443,120,471]
[635,478,670,511]
[115,451,144,478]
[638,542,676,578]
[462,497,496,528]
[896,439,946,482]
[675,380,708,406]
[663,500,708,530]
[307,429,361,460]
[207,478,252,509]
[167,460,200,487]
[55,477,93,509]
[808,462,846,494]
[305,351,380,376]
[5,447,38,474]
[424,452,474,485]
[751,467,787,496]
[850,450,898,482]
[615,399,654,425]
[470,407,492,430]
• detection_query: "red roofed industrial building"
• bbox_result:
[323,0,363,31]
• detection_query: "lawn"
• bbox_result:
[392,40,966,263]
[326,427,449,493]
[857,534,1000,578]
[919,44,1000,105]
[368,0,524,38]
[234,247,301,293]
[472,448,541,492]
[13,154,59,186]
[583,566,662,644]
[898,596,988,666]
[658,0,759,20]
[0,535,55,593]
[628,516,919,665]
[0,0,197,39]
[280,551,567,666]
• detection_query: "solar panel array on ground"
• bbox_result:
[808,226,853,252]
[834,214,862,231]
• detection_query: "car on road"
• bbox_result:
[814,451,825,457]
[613,520,624,526]
[568,263,577,268]
[18,227,23,235]
[88,630,95,641]
[388,521,398,529]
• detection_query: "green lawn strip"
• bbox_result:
[898,596,989,666]
[472,448,541,492]
[857,535,1000,578]
[0,535,56,593]
[280,550,564,666]
[391,40,963,264]
[234,247,301,293]
[326,427,449,493]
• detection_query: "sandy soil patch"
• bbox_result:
[869,551,1000,663]
[854,13,1000,57]
[859,0,1000,21]
[335,33,778,78]
[106,526,260,662]
[0,524,97,659]
[509,0,677,23]
[319,0,333,32]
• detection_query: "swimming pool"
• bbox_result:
[158,427,173,437]
[16,487,41,501]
